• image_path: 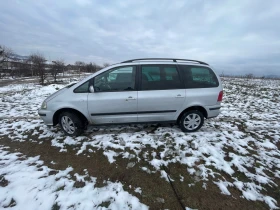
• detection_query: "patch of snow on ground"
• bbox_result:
[0,146,148,210]
[0,78,280,208]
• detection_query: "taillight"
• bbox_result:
[217,91,223,102]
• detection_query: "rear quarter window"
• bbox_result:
[181,65,219,88]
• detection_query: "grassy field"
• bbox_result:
[0,77,279,209]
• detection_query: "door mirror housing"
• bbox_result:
[89,85,95,93]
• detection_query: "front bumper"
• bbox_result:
[38,109,54,125]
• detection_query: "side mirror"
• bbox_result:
[89,85,95,93]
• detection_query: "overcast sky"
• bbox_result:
[1,0,280,75]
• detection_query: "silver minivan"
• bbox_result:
[38,58,223,136]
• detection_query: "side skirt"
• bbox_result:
[89,120,177,127]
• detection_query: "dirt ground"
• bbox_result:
[1,77,279,209]
[0,133,268,210]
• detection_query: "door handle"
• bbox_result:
[175,94,184,98]
[126,96,136,101]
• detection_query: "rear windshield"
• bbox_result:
[180,65,219,88]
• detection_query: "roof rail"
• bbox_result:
[121,58,209,65]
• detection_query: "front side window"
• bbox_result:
[94,66,136,92]
[141,65,182,90]
[181,66,219,88]
[74,81,90,93]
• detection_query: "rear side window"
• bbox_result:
[142,66,160,81]
[141,65,182,90]
[181,66,219,88]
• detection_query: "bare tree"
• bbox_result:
[0,45,13,63]
[103,62,110,68]
[19,60,32,77]
[245,73,254,80]
[10,56,21,78]
[25,57,34,77]
[0,45,13,78]
[75,61,85,76]
[51,60,65,82]
[0,46,5,79]
[0,46,4,64]
[84,62,99,73]
[29,53,47,85]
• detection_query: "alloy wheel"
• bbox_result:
[183,113,201,130]
[61,116,75,134]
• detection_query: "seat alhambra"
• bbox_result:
[38,58,223,136]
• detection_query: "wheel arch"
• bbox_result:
[53,108,89,127]
[177,106,208,124]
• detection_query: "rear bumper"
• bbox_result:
[206,106,221,118]
[38,109,54,126]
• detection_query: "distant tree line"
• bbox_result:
[220,72,279,80]
[0,45,110,85]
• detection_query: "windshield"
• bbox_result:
[65,83,76,88]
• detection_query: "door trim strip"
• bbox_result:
[91,110,176,116]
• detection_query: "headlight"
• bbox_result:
[41,101,47,109]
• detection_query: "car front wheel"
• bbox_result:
[179,110,204,132]
[59,112,83,136]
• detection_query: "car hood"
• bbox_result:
[45,88,67,102]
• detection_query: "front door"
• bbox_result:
[137,65,186,122]
[87,65,138,124]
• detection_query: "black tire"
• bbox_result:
[59,112,84,136]
[179,110,204,132]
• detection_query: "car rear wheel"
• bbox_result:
[59,112,83,136]
[179,110,204,132]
